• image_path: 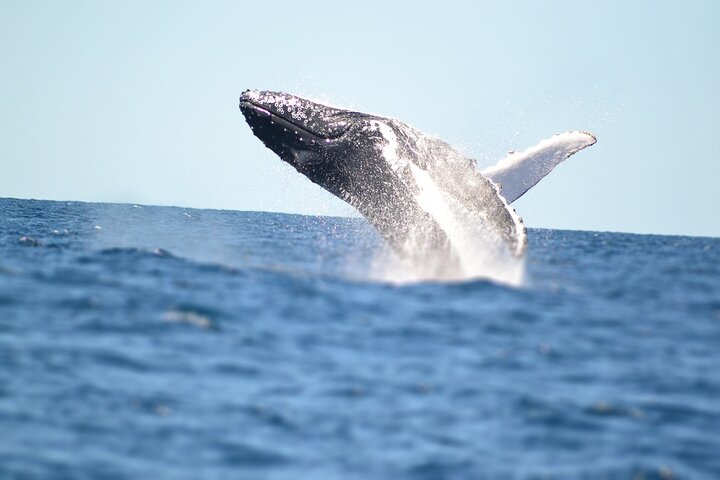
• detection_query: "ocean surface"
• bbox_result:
[1,197,719,480]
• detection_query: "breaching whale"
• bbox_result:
[239,90,595,280]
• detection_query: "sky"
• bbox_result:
[1,0,718,237]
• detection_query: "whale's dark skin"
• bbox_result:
[239,90,526,269]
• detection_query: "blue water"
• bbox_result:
[1,198,719,479]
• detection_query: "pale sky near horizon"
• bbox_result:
[1,1,718,237]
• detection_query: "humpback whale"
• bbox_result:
[239,90,595,280]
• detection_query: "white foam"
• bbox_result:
[381,164,524,286]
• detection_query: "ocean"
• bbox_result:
[1,197,719,479]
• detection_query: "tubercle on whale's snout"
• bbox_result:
[239,89,260,103]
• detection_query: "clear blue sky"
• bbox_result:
[1,1,718,237]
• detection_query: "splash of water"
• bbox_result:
[369,123,526,286]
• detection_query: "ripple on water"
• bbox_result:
[1,199,719,479]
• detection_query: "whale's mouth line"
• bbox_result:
[240,100,331,142]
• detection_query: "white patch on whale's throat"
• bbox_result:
[371,121,406,173]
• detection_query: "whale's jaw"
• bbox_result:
[239,90,363,168]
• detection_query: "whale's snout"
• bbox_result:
[239,90,367,171]
[240,89,332,167]
[239,90,356,140]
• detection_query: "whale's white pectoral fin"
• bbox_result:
[481,131,596,203]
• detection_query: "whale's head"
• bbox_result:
[239,90,385,172]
